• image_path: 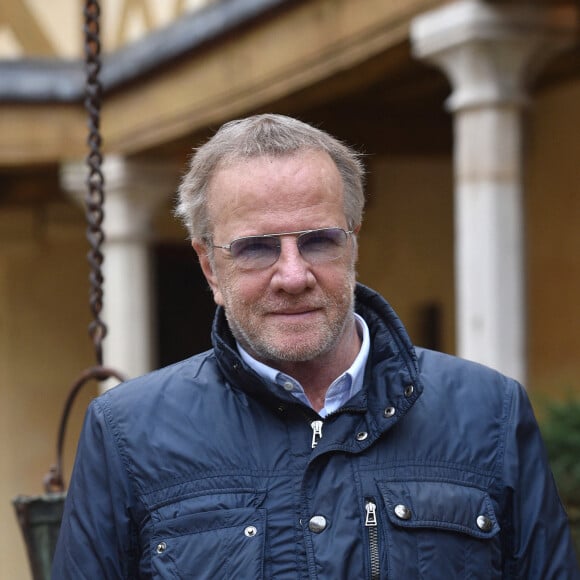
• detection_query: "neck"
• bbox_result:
[274,318,361,412]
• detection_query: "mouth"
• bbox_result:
[269,307,321,318]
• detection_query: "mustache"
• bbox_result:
[236,275,356,314]
[256,294,350,314]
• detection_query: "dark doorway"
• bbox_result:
[154,243,215,367]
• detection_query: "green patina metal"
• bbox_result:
[13,494,66,580]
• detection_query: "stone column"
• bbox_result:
[411,0,576,382]
[61,155,178,387]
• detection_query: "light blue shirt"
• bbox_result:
[237,313,370,418]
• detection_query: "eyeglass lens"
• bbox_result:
[230,228,349,270]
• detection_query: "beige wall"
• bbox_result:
[0,204,96,579]
[357,156,455,354]
[527,77,580,400]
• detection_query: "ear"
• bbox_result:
[191,240,224,306]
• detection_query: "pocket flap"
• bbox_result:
[378,480,500,539]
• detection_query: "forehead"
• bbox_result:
[206,151,346,235]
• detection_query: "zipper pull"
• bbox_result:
[365,500,378,526]
[365,498,381,580]
[311,420,323,448]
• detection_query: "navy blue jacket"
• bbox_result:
[53,284,579,578]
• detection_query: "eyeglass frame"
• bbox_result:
[207,227,355,271]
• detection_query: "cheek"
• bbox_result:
[218,269,268,308]
[318,260,356,289]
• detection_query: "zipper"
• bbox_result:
[310,420,323,448]
[365,499,380,580]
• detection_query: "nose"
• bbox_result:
[270,236,316,294]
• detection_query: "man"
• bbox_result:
[53,114,579,578]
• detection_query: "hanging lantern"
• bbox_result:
[13,366,125,579]
[12,493,66,580]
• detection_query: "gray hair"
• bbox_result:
[175,114,365,240]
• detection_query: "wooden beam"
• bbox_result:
[0,104,85,166]
[0,0,443,164]
[0,2,56,56]
[101,0,442,153]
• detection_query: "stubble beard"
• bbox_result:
[223,271,357,366]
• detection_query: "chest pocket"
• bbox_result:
[377,480,502,579]
[149,489,266,580]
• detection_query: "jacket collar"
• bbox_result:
[211,283,423,421]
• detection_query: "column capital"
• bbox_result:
[411,0,577,111]
[60,154,180,241]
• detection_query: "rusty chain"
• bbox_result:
[43,0,129,493]
[84,0,107,367]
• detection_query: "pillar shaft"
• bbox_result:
[455,108,525,380]
[101,186,155,383]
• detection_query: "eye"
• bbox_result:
[230,236,279,260]
[300,229,344,253]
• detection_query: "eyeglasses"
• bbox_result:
[210,227,354,271]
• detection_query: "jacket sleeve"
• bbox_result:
[502,380,580,578]
[52,397,138,579]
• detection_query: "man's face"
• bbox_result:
[193,150,358,367]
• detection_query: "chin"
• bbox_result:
[256,335,336,364]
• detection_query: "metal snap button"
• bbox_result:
[155,541,167,554]
[384,406,396,418]
[244,525,258,537]
[283,381,294,391]
[356,431,368,441]
[404,384,414,397]
[476,515,493,532]
[308,515,327,533]
[394,504,412,521]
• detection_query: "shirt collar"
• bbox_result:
[237,313,370,417]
